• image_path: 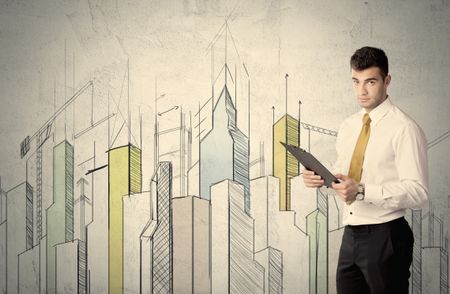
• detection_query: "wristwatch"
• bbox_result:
[356,183,365,201]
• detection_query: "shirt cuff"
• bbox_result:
[363,183,384,206]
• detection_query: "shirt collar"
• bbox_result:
[360,97,393,126]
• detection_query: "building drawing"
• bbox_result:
[0,183,6,293]
[416,205,450,294]
[22,139,53,293]
[210,179,265,294]
[412,209,422,294]
[251,175,309,293]
[47,140,74,294]
[156,107,192,199]
[140,204,157,294]
[108,143,142,294]
[18,242,40,294]
[148,161,173,293]
[6,182,33,294]
[0,181,6,222]
[72,178,89,294]
[86,162,109,294]
[123,191,151,293]
[172,195,211,293]
[55,239,86,293]
[306,190,328,294]
[254,247,283,294]
[273,114,300,211]
[200,86,250,212]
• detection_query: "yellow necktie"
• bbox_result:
[348,113,371,182]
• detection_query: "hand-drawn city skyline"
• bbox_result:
[1,1,450,294]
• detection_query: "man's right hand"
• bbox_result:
[301,168,324,188]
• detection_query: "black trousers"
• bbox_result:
[336,217,414,294]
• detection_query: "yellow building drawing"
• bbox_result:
[273,114,299,211]
[108,144,142,294]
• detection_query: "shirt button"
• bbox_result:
[350,212,353,215]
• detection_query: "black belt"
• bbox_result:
[346,217,406,233]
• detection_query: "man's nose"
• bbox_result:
[358,84,368,95]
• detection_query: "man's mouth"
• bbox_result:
[358,97,370,102]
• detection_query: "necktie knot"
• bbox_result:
[363,113,371,125]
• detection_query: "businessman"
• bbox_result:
[302,46,428,293]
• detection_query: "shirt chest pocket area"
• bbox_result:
[363,128,397,183]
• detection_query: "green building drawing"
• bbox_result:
[47,140,74,294]
[306,189,328,294]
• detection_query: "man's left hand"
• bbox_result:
[332,174,359,205]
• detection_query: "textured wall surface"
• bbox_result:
[0,0,449,293]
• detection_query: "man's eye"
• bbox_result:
[353,80,359,84]
[368,81,375,85]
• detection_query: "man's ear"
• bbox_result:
[384,74,391,87]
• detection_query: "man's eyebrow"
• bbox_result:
[352,77,378,81]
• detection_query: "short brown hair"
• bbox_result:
[350,47,389,79]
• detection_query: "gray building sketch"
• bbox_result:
[412,209,423,294]
[0,183,5,293]
[149,162,174,293]
[156,106,192,199]
[415,205,450,294]
[55,239,86,293]
[123,191,151,293]
[255,247,283,294]
[200,85,250,212]
[251,175,310,293]
[86,150,109,294]
[6,182,33,294]
[18,242,40,293]
[172,195,211,293]
[211,179,265,293]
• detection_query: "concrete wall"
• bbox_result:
[1,1,450,293]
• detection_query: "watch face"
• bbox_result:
[356,193,364,201]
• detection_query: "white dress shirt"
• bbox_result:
[334,98,429,225]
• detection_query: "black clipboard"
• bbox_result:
[280,142,338,188]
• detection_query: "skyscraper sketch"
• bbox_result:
[172,195,210,293]
[200,86,250,212]
[156,108,192,199]
[273,114,299,211]
[149,161,173,294]
[306,190,328,294]
[0,182,5,293]
[6,182,33,294]
[123,190,151,293]
[108,144,142,294]
[18,240,40,293]
[251,175,310,293]
[55,239,86,293]
[210,179,265,293]
[254,247,283,294]
[412,209,422,294]
[47,140,74,294]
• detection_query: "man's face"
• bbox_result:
[351,66,391,112]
